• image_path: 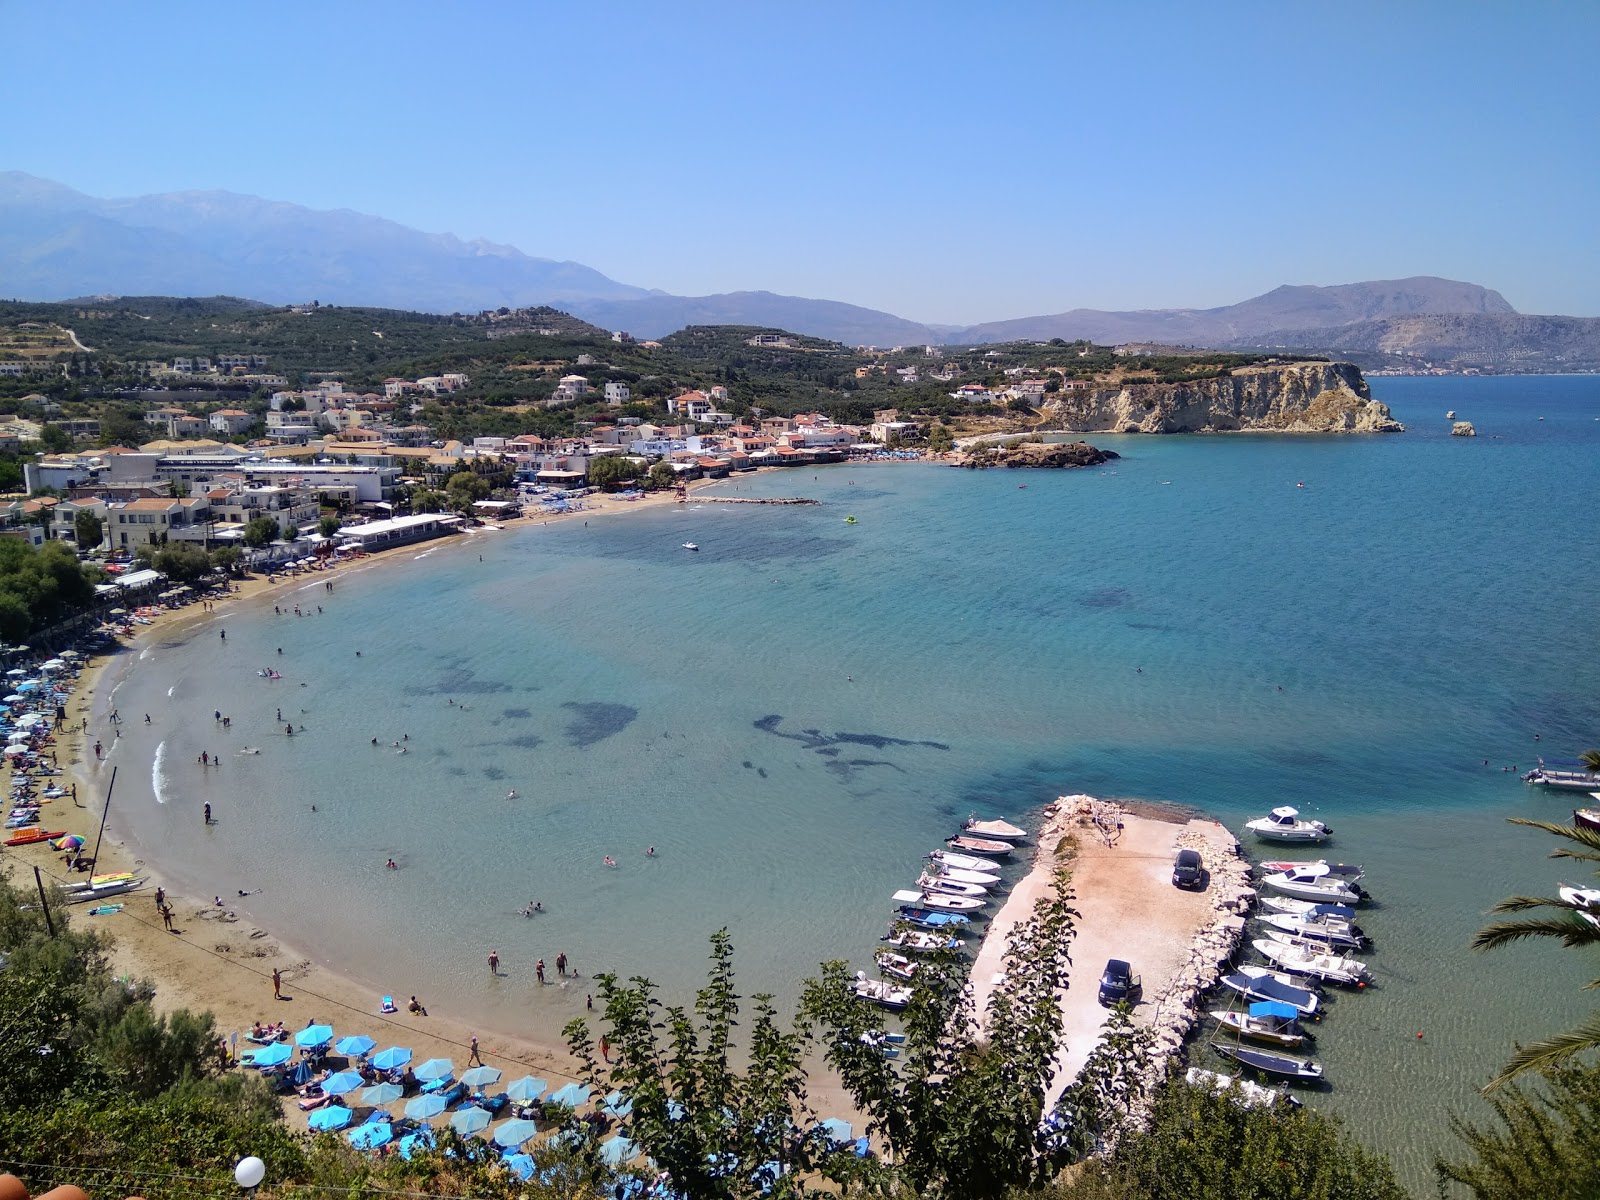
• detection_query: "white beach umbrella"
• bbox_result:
[4,745,28,756]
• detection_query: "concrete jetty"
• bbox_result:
[969,794,1253,1115]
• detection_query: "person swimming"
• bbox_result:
[603,856,616,868]
[506,789,519,799]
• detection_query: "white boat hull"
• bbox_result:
[928,850,1000,873]
[1252,937,1368,985]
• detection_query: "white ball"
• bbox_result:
[235,1157,266,1189]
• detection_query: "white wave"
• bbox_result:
[167,685,176,698]
[151,740,168,804]
[139,646,153,661]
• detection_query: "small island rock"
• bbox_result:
[953,440,1120,469]
[1451,421,1477,437]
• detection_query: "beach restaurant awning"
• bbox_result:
[116,569,164,591]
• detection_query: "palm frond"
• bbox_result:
[1472,914,1600,952]
[1508,817,1600,857]
[1488,894,1577,914]
[1485,1010,1600,1090]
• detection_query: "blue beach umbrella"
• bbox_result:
[600,1136,639,1166]
[248,1043,291,1068]
[602,1090,633,1119]
[413,1057,454,1082]
[449,1105,492,1136]
[404,1094,448,1121]
[335,1034,376,1057]
[294,1024,335,1048]
[348,1122,393,1150]
[371,1046,412,1071]
[817,1117,852,1146]
[308,1105,353,1132]
[320,1070,365,1096]
[460,1065,501,1088]
[492,1118,540,1148]
[361,1082,404,1106]
[500,1152,534,1180]
[504,1075,546,1102]
[547,1082,591,1109]
[398,1130,436,1160]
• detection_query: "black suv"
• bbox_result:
[1097,958,1141,1006]
[1172,848,1204,890]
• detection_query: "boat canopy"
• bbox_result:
[1269,807,1299,820]
[1249,1000,1299,1020]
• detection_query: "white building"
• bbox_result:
[604,381,631,407]
[209,409,255,436]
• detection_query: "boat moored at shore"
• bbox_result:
[1245,807,1332,843]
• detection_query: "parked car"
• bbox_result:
[1172,848,1204,890]
[1097,958,1141,1006]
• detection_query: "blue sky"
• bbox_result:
[7,0,1597,323]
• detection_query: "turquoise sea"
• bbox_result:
[102,375,1600,1181]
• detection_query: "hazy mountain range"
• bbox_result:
[2,171,1595,368]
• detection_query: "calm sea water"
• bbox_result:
[102,375,1600,1181]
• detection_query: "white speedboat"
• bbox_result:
[924,863,1000,887]
[1252,937,1368,986]
[927,850,1001,873]
[1259,896,1359,921]
[1258,858,1365,881]
[1245,807,1332,843]
[963,815,1027,841]
[852,973,911,1010]
[909,889,984,912]
[883,927,965,954]
[1559,884,1600,929]
[1260,864,1365,905]
[945,835,1011,857]
[1185,1067,1300,1109]
[681,542,699,551]
[1259,912,1366,950]
[875,949,919,981]
[916,873,989,898]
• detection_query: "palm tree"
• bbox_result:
[1581,749,1600,773]
[1474,817,1600,1089]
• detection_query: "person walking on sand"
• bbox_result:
[468,1036,483,1067]
[555,951,567,978]
[599,1035,610,1063]
[272,967,282,1000]
[487,949,499,975]
[160,904,173,931]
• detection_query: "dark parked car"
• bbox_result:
[1097,958,1141,1006]
[1172,848,1204,890]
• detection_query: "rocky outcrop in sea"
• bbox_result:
[1039,361,1403,434]
[952,440,1120,469]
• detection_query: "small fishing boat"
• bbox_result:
[1209,1001,1310,1049]
[1575,808,1600,832]
[882,927,965,953]
[1258,912,1367,950]
[1245,807,1332,843]
[874,949,919,981]
[963,815,1027,841]
[894,888,984,912]
[1252,937,1368,986]
[897,906,972,930]
[1213,1042,1324,1082]
[1259,864,1365,905]
[852,973,911,1011]
[915,873,989,898]
[4,828,65,847]
[923,863,1001,887]
[1184,1067,1300,1109]
[681,543,699,551]
[64,878,146,904]
[1258,896,1358,921]
[1258,859,1365,881]
[1219,965,1321,1017]
[927,849,1002,873]
[945,835,1012,857]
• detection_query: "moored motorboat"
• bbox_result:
[916,873,989,898]
[927,849,1002,873]
[945,835,1011,857]
[893,888,984,912]
[1258,912,1367,950]
[875,949,919,981]
[1245,807,1332,843]
[1258,859,1365,882]
[963,815,1027,841]
[1524,757,1600,791]
[1259,864,1365,905]
[1258,896,1358,921]
[1574,808,1600,832]
[1219,965,1321,1017]
[923,863,1001,887]
[1209,1001,1309,1048]
[1185,1067,1300,1109]
[852,973,911,1010]
[897,906,971,930]
[883,926,965,953]
[681,543,699,551]
[1252,937,1368,986]
[1212,1041,1324,1082]
[1559,884,1600,929]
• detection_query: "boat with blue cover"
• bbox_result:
[1209,1001,1310,1048]
[1219,964,1320,1017]
[897,905,971,930]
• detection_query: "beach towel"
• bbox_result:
[380,996,398,1013]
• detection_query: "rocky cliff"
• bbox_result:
[1039,361,1402,434]
[953,440,1119,469]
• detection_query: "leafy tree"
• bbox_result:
[1435,1060,1600,1200]
[281,523,300,542]
[74,509,104,550]
[927,423,955,453]
[0,592,30,642]
[586,456,645,492]
[38,423,74,454]
[410,487,446,514]
[152,542,212,584]
[564,931,860,1198]
[1096,1080,1407,1200]
[1472,817,1600,1086]
[243,516,279,548]
[802,869,1079,1198]
[318,514,342,537]
[646,461,678,490]
[444,470,490,511]
[209,545,243,574]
